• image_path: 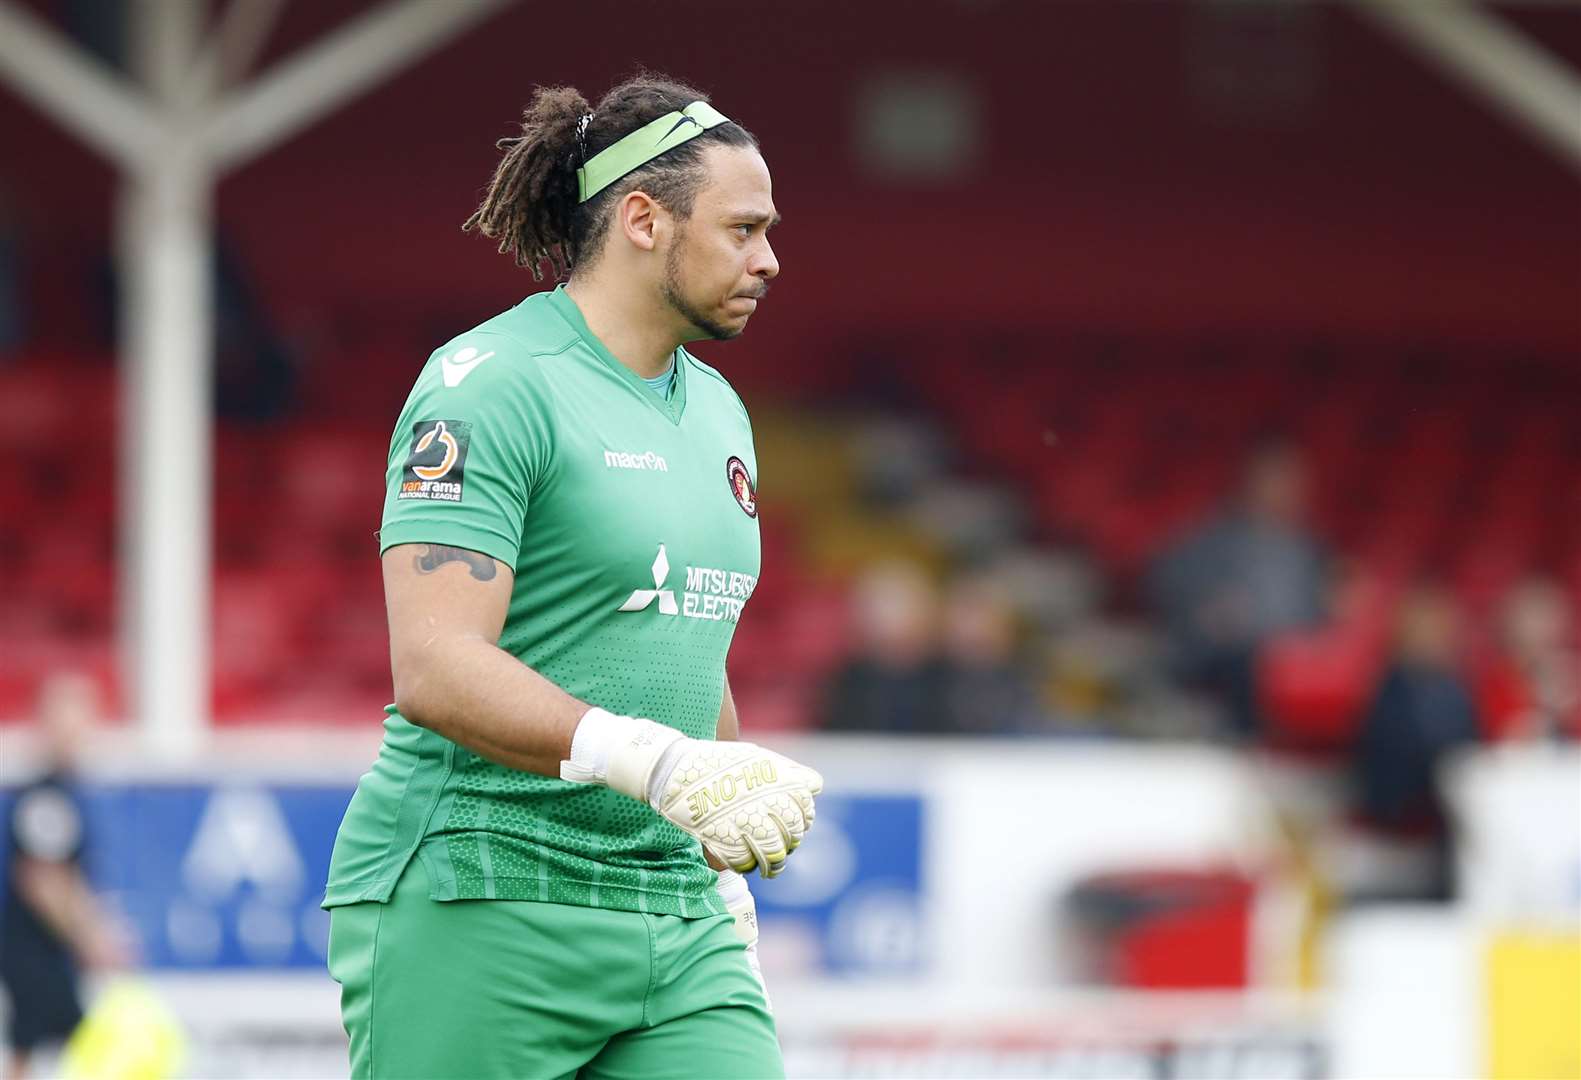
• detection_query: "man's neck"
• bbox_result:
[564,276,684,380]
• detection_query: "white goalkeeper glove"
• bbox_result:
[716,868,771,1012]
[560,708,823,878]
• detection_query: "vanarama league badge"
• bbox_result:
[726,456,757,518]
[398,419,472,502]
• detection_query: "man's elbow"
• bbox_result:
[390,629,491,729]
[391,657,441,729]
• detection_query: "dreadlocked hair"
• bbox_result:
[462,73,758,281]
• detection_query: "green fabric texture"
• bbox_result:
[328,859,782,1079]
[577,101,731,203]
[325,285,761,916]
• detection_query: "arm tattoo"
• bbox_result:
[413,544,498,582]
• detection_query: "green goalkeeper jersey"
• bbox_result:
[324,286,762,917]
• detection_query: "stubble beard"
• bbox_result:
[661,234,741,342]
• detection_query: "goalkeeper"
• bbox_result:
[324,74,817,1079]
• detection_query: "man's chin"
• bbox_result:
[696,312,748,342]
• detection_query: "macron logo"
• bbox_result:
[441,345,496,388]
[604,449,669,472]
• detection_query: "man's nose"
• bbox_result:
[753,239,779,281]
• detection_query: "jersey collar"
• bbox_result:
[546,285,688,426]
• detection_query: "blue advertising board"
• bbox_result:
[1,783,923,974]
[752,793,926,975]
[1,782,351,970]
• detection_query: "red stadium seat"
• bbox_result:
[9,341,1576,731]
[1257,623,1386,754]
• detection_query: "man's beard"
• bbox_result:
[661,236,740,342]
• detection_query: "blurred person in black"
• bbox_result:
[1354,585,1479,902]
[821,562,946,733]
[1147,439,1328,736]
[211,241,298,422]
[1,674,129,1080]
[934,575,1042,733]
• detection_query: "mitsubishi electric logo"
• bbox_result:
[619,544,679,615]
[618,543,758,623]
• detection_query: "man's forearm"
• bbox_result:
[704,675,741,869]
[396,634,588,777]
[716,675,740,742]
[15,860,84,949]
[16,860,116,963]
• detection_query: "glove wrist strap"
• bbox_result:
[560,708,686,804]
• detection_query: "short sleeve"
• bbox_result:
[11,785,84,862]
[377,336,554,568]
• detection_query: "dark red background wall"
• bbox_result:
[5,0,1578,377]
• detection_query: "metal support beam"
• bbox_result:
[208,0,514,172]
[114,0,213,760]
[186,0,288,105]
[0,2,158,168]
[118,149,215,761]
[1357,0,1581,171]
[0,0,513,756]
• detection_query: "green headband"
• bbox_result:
[576,101,732,204]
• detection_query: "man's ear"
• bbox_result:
[616,190,662,253]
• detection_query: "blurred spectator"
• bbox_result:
[2,674,132,1079]
[1353,585,1478,901]
[211,240,298,423]
[934,576,1042,733]
[1043,621,1174,737]
[1147,439,1328,735]
[820,562,945,733]
[1478,577,1580,742]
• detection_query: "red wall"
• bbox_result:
[5,0,1578,365]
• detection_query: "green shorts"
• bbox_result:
[326,857,782,1079]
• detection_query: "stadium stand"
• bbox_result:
[3,342,1575,746]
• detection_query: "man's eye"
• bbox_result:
[735,224,753,237]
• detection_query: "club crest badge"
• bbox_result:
[726,456,757,518]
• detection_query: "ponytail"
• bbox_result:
[462,85,590,281]
[463,73,758,281]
